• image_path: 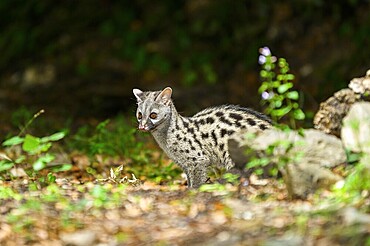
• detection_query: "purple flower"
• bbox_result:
[261,91,274,100]
[259,46,271,56]
[258,55,266,65]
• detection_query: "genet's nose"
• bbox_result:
[138,121,149,131]
[138,125,147,131]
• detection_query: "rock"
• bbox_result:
[60,230,96,246]
[229,128,345,199]
[341,102,370,154]
[281,160,342,199]
[264,233,304,246]
[314,69,370,137]
[313,89,361,137]
[348,69,370,95]
[341,207,370,226]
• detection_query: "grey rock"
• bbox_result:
[341,102,370,154]
[264,233,305,246]
[229,128,345,198]
[348,69,370,94]
[313,88,361,137]
[341,207,370,226]
[314,69,370,137]
[60,230,96,246]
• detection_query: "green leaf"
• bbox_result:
[33,154,55,171]
[22,135,40,152]
[273,100,283,108]
[286,74,295,80]
[51,164,72,172]
[0,160,14,172]
[273,106,292,117]
[294,109,305,120]
[272,81,280,88]
[258,83,268,94]
[40,132,66,143]
[47,173,56,183]
[260,70,269,78]
[15,155,26,164]
[286,91,299,100]
[38,143,52,153]
[33,159,46,171]
[277,83,293,94]
[2,136,24,146]
[199,183,225,192]
[247,158,269,168]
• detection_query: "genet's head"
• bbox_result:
[133,87,173,132]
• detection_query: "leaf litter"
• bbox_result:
[0,148,369,245]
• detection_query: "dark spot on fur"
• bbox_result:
[259,123,268,130]
[193,137,202,149]
[192,157,196,161]
[206,117,215,124]
[188,139,196,151]
[221,129,227,137]
[219,143,225,151]
[211,131,218,145]
[215,111,224,117]
[185,149,190,153]
[224,105,272,124]
[189,127,194,134]
[183,120,189,128]
[198,119,206,125]
[197,152,201,156]
[229,113,243,121]
[201,133,209,139]
[220,116,232,125]
[246,118,256,126]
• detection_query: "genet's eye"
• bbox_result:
[137,112,142,120]
[149,112,158,119]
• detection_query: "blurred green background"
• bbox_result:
[0,0,369,126]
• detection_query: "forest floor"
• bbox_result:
[1,156,369,246]
[0,116,369,246]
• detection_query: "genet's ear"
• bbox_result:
[155,87,172,105]
[133,88,144,102]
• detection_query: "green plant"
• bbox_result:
[244,128,307,182]
[198,172,240,193]
[332,155,370,210]
[68,115,182,184]
[69,116,146,160]
[0,109,71,180]
[258,47,305,128]
[2,131,69,173]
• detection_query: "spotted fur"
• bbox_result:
[133,87,272,187]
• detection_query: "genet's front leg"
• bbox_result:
[185,162,210,188]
